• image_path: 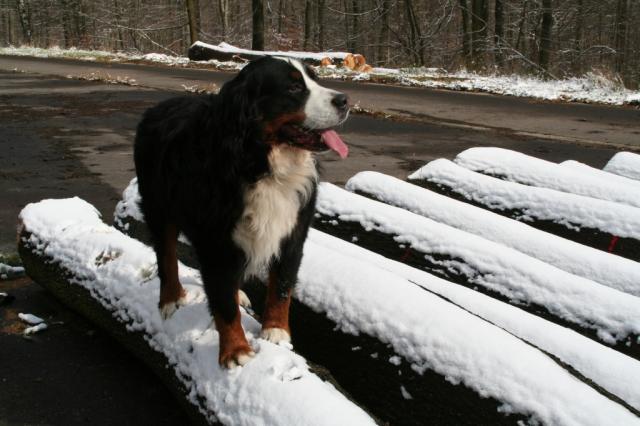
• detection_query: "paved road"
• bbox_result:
[2,55,639,148]
[0,57,638,425]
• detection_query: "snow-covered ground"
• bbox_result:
[410,158,640,240]
[605,152,640,181]
[454,147,640,208]
[2,44,639,105]
[346,171,640,296]
[27,195,640,425]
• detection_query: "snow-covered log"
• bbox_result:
[346,171,640,297]
[114,180,525,425]
[604,152,640,181]
[188,41,350,66]
[18,198,376,426]
[559,160,640,190]
[112,178,640,425]
[314,183,640,354]
[454,147,640,208]
[409,159,640,261]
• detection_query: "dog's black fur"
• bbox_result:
[134,56,347,366]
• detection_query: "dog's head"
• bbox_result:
[219,56,349,159]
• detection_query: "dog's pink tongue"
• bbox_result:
[321,130,349,159]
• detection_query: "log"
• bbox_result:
[313,183,640,360]
[18,198,376,426]
[112,178,640,425]
[410,159,640,262]
[113,188,525,426]
[188,41,349,66]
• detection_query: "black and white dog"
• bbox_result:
[134,57,349,368]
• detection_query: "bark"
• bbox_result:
[316,0,325,51]
[377,0,391,65]
[404,0,424,65]
[614,0,628,74]
[304,0,312,50]
[15,0,31,44]
[185,0,199,45]
[470,0,488,69]
[494,0,504,68]
[458,0,471,67]
[539,0,553,73]
[252,0,264,51]
[218,0,229,38]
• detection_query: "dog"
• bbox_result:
[134,56,349,368]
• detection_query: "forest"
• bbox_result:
[1,0,639,88]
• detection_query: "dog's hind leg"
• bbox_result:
[195,240,255,368]
[155,223,187,319]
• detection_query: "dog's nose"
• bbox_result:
[331,93,348,110]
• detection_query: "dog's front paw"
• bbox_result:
[237,289,251,309]
[260,327,291,345]
[159,291,188,320]
[220,345,256,369]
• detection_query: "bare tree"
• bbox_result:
[252,0,264,50]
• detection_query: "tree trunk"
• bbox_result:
[538,0,553,73]
[377,0,391,65]
[252,0,264,50]
[494,0,504,69]
[304,0,312,50]
[218,0,229,38]
[458,0,471,67]
[351,0,360,53]
[614,0,628,74]
[470,0,488,70]
[277,0,285,34]
[572,0,583,74]
[15,0,32,44]
[316,0,325,51]
[185,0,199,45]
[404,0,424,65]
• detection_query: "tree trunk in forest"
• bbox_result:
[377,0,391,65]
[470,0,488,70]
[252,0,264,51]
[304,0,312,50]
[351,0,359,53]
[219,0,229,38]
[573,0,584,74]
[539,0,553,73]
[404,0,424,65]
[614,0,628,74]
[15,0,32,44]
[494,0,504,68]
[185,0,199,45]
[316,0,325,51]
[458,0,471,67]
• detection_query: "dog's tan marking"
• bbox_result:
[214,296,254,368]
[159,224,187,318]
[261,272,292,338]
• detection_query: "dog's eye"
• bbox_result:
[288,82,304,94]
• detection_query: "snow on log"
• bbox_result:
[310,230,640,414]
[559,160,640,190]
[314,183,640,354]
[604,152,640,181]
[346,171,640,297]
[188,41,350,66]
[114,180,528,425]
[454,147,640,208]
[112,178,640,425]
[18,198,376,426]
[409,159,640,261]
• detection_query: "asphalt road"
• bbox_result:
[0,56,639,425]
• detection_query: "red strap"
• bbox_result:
[608,235,620,253]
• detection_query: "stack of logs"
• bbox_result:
[321,53,373,73]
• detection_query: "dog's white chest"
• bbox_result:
[232,148,317,278]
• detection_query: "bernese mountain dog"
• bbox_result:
[134,56,349,368]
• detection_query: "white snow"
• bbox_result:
[400,386,413,400]
[560,160,640,190]
[346,171,640,296]
[454,147,640,208]
[308,229,640,412]
[114,181,640,421]
[3,45,639,105]
[410,159,640,240]
[24,323,48,335]
[18,313,45,325]
[19,197,375,426]
[604,152,640,181]
[192,41,351,62]
[316,182,640,344]
[0,263,25,278]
